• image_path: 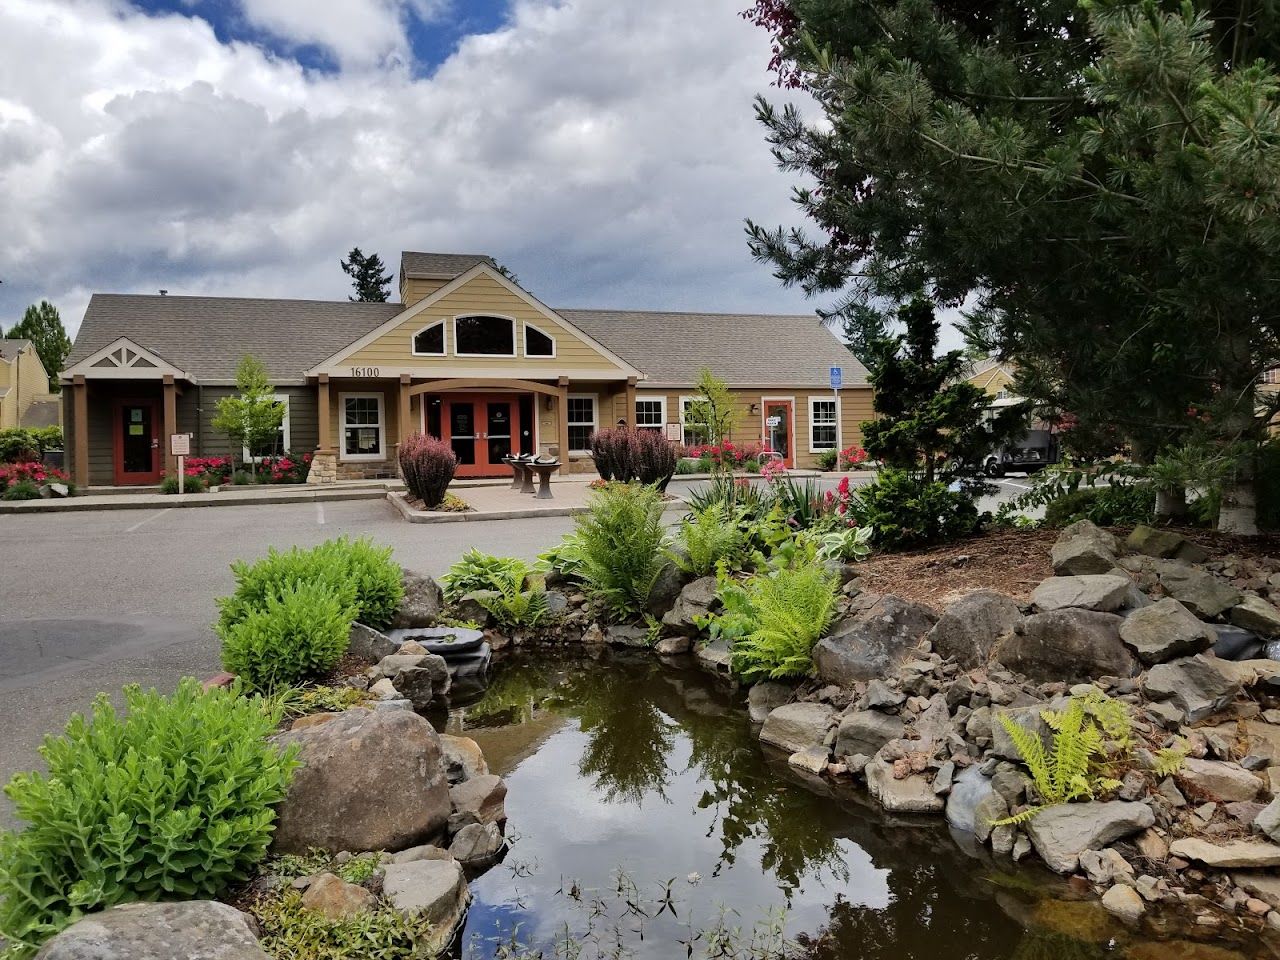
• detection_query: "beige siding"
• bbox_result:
[344,275,628,375]
[400,277,449,306]
[0,345,55,429]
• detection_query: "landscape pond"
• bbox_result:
[433,651,1272,960]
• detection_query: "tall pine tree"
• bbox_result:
[340,248,393,302]
[8,301,71,391]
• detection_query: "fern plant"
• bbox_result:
[575,483,669,620]
[477,563,552,629]
[726,563,839,681]
[993,691,1129,825]
[673,504,748,576]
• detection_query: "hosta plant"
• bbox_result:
[442,548,531,600]
[0,680,297,957]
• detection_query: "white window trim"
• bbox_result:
[566,393,597,455]
[808,395,841,454]
[678,395,702,446]
[410,320,446,357]
[523,320,557,359]
[635,395,667,431]
[339,392,387,462]
[453,314,517,358]
[243,394,292,462]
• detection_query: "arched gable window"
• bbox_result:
[412,321,445,356]
[524,322,556,358]
[454,315,515,356]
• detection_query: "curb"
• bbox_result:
[388,492,688,524]
[0,488,388,514]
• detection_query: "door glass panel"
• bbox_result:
[765,404,790,459]
[486,402,512,463]
[450,403,475,464]
[121,405,152,473]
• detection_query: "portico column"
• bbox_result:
[162,375,177,478]
[316,375,332,452]
[625,377,637,426]
[398,374,412,445]
[557,376,570,462]
[72,375,89,489]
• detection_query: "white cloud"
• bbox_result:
[0,0,824,341]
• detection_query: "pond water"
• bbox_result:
[433,651,1266,960]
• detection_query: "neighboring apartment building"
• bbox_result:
[0,338,60,431]
[61,252,871,487]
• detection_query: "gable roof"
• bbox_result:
[0,339,33,362]
[66,295,400,382]
[400,252,496,279]
[561,308,867,387]
[65,292,866,388]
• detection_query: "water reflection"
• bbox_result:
[441,652,1266,960]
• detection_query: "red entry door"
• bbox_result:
[444,395,520,478]
[113,399,163,485]
[762,400,794,467]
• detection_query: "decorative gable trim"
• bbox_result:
[306,263,644,379]
[62,337,193,381]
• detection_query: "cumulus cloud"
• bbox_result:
[0,0,824,339]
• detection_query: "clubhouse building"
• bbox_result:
[61,252,870,487]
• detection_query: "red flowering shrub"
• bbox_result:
[399,433,456,507]
[0,461,70,493]
[838,445,868,470]
[684,442,764,470]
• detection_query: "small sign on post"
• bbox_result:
[829,366,843,390]
[171,434,192,494]
[664,423,682,442]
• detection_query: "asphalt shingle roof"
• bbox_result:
[68,281,866,388]
[0,339,34,361]
[400,252,496,278]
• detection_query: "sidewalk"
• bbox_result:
[391,483,688,523]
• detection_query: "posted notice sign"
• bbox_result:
[829,366,843,389]
[171,433,191,456]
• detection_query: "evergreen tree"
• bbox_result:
[340,248,393,302]
[8,301,71,391]
[211,355,285,474]
[861,295,1028,487]
[743,0,1280,531]
[495,262,520,285]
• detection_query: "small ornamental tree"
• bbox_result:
[861,295,1029,489]
[7,301,71,391]
[684,368,737,446]
[399,433,457,507]
[211,355,286,475]
[340,247,393,302]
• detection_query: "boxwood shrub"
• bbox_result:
[0,680,296,957]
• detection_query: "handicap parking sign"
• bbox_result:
[829,366,842,389]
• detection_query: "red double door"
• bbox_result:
[440,394,521,478]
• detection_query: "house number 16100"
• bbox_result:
[350,367,380,377]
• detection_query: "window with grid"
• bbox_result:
[635,398,664,432]
[567,396,596,453]
[342,394,384,459]
[810,399,838,450]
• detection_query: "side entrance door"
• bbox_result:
[761,399,794,468]
[443,394,521,478]
[113,398,163,485]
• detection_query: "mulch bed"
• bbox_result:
[856,524,1280,608]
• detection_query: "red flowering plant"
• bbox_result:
[822,475,861,526]
[0,461,72,495]
[684,441,765,471]
[838,445,868,470]
[184,457,233,483]
[259,454,310,484]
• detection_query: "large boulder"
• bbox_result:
[1168,837,1280,869]
[1176,757,1263,803]
[646,561,691,619]
[1127,525,1209,563]
[661,576,720,637]
[990,704,1051,762]
[389,570,444,629]
[34,901,269,960]
[1143,654,1242,723]
[1023,801,1155,873]
[1031,575,1132,613]
[865,758,945,813]
[997,609,1138,682]
[945,766,996,834]
[812,596,937,685]
[1118,598,1215,665]
[382,858,471,954]
[449,821,505,868]
[833,710,905,759]
[370,652,451,707]
[348,622,398,662]
[301,872,377,920]
[1052,520,1120,576]
[1233,596,1280,637]
[759,702,834,754]
[747,681,794,723]
[926,590,1022,669]
[450,774,507,825]
[439,734,489,784]
[271,708,452,854]
[1155,561,1242,618]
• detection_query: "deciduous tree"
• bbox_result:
[212,355,285,475]
[8,301,71,390]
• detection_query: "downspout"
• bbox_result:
[197,383,204,456]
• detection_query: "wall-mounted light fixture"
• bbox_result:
[544,396,554,412]
[749,402,760,415]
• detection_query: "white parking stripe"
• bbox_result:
[316,503,326,525]
[999,479,1032,490]
[124,509,171,533]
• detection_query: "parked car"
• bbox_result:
[983,428,1061,477]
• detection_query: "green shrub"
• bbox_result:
[219,580,357,691]
[816,448,838,471]
[160,473,207,495]
[0,680,296,956]
[217,537,402,633]
[0,429,39,463]
[442,548,531,600]
[846,468,981,549]
[253,890,435,960]
[716,563,840,682]
[576,483,669,620]
[1043,482,1156,527]
[674,504,748,576]
[0,480,40,501]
